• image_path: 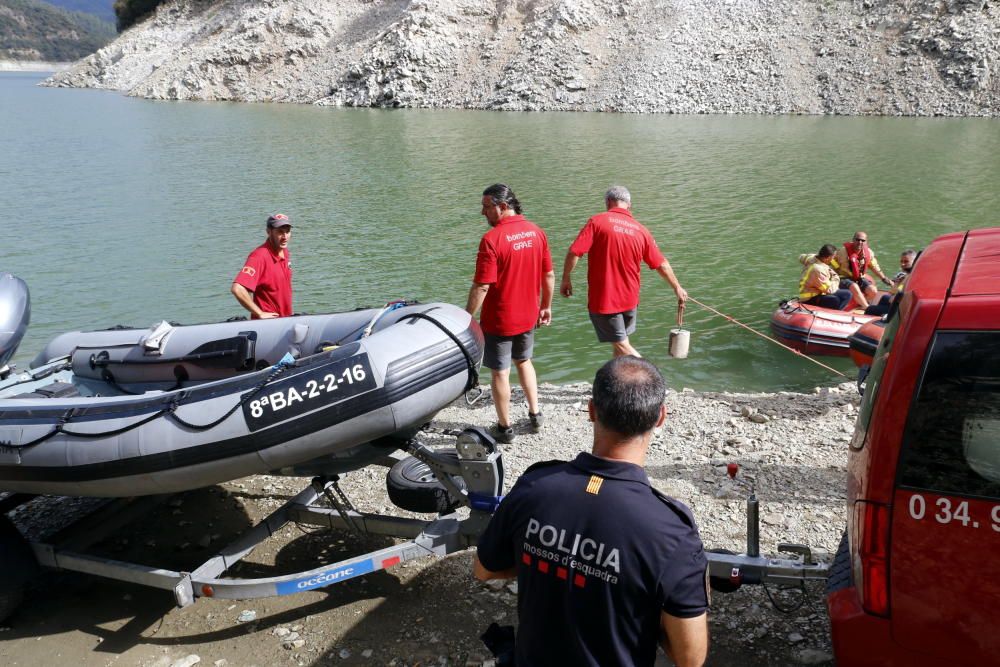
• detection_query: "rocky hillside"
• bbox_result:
[0,0,114,61]
[45,0,1000,116]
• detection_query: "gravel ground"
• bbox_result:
[0,379,854,666]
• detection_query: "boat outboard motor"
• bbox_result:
[0,273,31,379]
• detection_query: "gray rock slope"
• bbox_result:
[46,0,1000,116]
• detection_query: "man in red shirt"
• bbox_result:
[466,184,554,444]
[231,213,294,319]
[561,186,687,358]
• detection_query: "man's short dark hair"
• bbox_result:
[818,244,837,258]
[592,357,666,436]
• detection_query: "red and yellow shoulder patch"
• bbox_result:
[586,475,604,495]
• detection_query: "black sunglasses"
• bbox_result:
[853,238,867,242]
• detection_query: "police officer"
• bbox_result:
[474,356,709,667]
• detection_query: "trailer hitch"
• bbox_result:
[706,463,830,594]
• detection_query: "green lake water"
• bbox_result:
[3,72,998,391]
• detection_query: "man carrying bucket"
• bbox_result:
[561,186,688,358]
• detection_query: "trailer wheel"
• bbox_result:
[825,530,851,594]
[0,516,37,624]
[387,451,466,513]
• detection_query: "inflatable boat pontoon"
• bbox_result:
[0,274,483,497]
[769,298,880,356]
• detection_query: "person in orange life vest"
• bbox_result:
[466,184,554,444]
[832,231,893,305]
[798,244,854,310]
[561,186,688,358]
[232,213,293,319]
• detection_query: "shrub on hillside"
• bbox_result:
[113,0,166,32]
[0,0,115,61]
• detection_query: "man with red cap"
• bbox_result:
[232,213,294,319]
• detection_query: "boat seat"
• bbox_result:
[71,332,258,383]
[12,381,80,400]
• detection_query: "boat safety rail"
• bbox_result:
[326,299,417,347]
[358,300,408,339]
[685,296,849,379]
[0,357,72,391]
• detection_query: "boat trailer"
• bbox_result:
[0,427,829,619]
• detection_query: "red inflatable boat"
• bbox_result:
[847,318,886,367]
[769,299,881,356]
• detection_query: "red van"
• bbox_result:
[826,227,1000,666]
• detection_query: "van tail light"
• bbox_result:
[859,502,890,616]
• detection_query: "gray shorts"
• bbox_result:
[483,331,535,371]
[589,309,637,343]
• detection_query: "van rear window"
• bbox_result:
[897,332,1000,499]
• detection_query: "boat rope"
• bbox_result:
[166,358,293,431]
[684,296,850,379]
[8,402,178,451]
[2,358,296,451]
[402,312,481,396]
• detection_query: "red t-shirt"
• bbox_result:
[233,242,293,318]
[473,215,553,336]
[568,208,665,314]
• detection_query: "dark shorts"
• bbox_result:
[806,290,852,311]
[483,331,535,371]
[840,276,874,291]
[589,309,637,343]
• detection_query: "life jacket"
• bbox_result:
[842,242,873,281]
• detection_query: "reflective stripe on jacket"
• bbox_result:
[798,255,838,301]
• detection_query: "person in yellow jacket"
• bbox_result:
[799,244,857,310]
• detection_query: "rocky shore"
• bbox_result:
[0,60,71,72]
[42,0,1000,116]
[2,381,854,666]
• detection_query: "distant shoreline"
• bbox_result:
[0,60,72,73]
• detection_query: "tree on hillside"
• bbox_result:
[40,1,115,24]
[0,0,115,61]
[112,0,164,32]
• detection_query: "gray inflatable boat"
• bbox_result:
[0,275,483,497]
